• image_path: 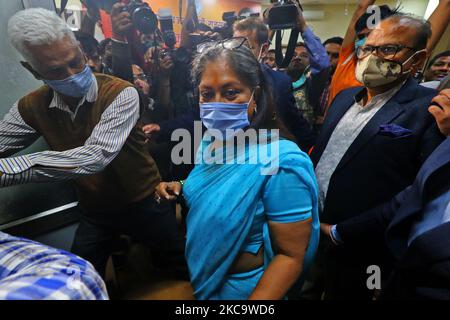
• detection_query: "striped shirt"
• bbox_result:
[0,231,108,300]
[0,75,140,187]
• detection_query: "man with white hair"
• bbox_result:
[0,8,187,279]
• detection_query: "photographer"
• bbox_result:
[74,31,103,73]
[109,2,174,120]
[267,1,330,131]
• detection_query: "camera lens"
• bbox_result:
[132,6,158,35]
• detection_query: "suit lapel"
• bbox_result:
[389,138,450,229]
[416,138,450,190]
[398,221,450,269]
[387,140,450,258]
[311,88,361,165]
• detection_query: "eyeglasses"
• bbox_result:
[133,73,148,82]
[356,44,416,60]
[196,37,253,54]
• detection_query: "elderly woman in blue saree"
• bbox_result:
[155,39,320,300]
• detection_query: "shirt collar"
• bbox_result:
[48,74,98,114]
[354,80,407,107]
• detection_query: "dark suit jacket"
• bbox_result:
[336,138,450,299]
[311,78,445,225]
[157,64,317,152]
[261,64,317,151]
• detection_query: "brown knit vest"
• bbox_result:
[17,74,161,210]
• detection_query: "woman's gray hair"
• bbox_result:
[192,43,262,90]
[7,8,77,66]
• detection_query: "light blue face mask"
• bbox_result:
[355,37,367,49]
[292,73,307,90]
[43,65,94,98]
[200,99,252,140]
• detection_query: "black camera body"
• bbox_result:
[158,9,177,49]
[160,45,191,65]
[81,0,158,35]
[267,0,300,30]
[123,0,158,35]
[211,11,243,39]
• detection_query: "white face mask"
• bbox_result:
[356,50,425,88]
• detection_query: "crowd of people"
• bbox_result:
[0,0,449,300]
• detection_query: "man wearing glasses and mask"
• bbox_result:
[302,14,446,300]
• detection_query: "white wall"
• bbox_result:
[264,0,448,51]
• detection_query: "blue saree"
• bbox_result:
[183,133,320,300]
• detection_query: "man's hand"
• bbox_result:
[144,47,158,65]
[429,89,450,137]
[294,1,307,32]
[143,123,161,143]
[320,223,332,238]
[155,181,182,202]
[111,3,132,40]
[159,54,175,79]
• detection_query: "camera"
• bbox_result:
[211,11,238,40]
[157,8,190,66]
[81,0,158,35]
[158,8,177,49]
[267,0,301,30]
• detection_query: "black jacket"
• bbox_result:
[336,138,450,299]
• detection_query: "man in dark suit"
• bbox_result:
[302,14,446,299]
[323,89,450,299]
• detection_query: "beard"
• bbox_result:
[286,66,304,80]
[286,58,306,80]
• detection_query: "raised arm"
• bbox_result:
[180,0,198,49]
[426,0,450,53]
[341,0,376,50]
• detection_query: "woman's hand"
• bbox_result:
[155,181,182,202]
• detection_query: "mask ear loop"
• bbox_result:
[249,87,259,114]
[401,49,427,76]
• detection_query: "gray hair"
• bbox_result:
[192,43,261,89]
[7,8,77,66]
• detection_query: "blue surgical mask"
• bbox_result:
[355,37,367,49]
[43,65,94,98]
[292,73,307,90]
[200,99,252,140]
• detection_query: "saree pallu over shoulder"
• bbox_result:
[184,135,319,300]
